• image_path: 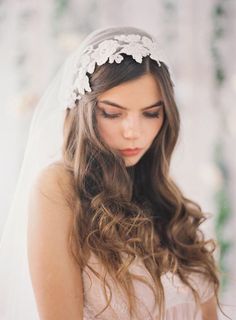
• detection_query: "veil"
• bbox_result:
[0,43,74,320]
[0,26,169,319]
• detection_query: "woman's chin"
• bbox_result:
[124,155,142,167]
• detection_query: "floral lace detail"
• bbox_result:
[66,34,164,109]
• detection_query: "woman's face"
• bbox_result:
[96,73,164,167]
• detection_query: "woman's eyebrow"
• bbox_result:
[97,100,164,110]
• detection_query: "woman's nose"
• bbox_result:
[122,116,141,139]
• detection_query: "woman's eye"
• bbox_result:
[100,110,121,119]
[144,111,160,118]
[98,108,161,119]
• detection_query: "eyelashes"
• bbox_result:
[98,109,161,119]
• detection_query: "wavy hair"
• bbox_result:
[60,54,222,319]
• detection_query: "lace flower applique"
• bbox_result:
[66,34,164,109]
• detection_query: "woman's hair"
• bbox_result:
[60,53,222,319]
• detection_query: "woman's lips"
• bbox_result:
[119,148,142,156]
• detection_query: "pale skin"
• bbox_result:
[27,73,218,319]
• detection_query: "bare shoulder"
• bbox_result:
[46,160,73,184]
[27,161,83,319]
[28,160,78,246]
[28,160,77,245]
[31,161,76,209]
[33,160,74,193]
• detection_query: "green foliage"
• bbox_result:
[213,142,232,291]
[54,0,69,18]
[211,2,233,290]
[211,0,231,286]
[211,1,228,88]
[163,0,176,12]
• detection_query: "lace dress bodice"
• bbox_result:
[82,253,214,320]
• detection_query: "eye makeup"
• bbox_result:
[97,106,162,119]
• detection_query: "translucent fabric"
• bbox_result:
[82,253,214,320]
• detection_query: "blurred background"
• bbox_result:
[0,0,235,318]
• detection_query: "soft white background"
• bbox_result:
[0,0,235,318]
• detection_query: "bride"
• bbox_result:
[0,26,223,319]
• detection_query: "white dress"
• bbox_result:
[82,252,214,320]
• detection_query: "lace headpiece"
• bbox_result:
[66,33,165,109]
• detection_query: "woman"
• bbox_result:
[0,26,222,319]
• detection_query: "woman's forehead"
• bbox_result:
[97,74,163,109]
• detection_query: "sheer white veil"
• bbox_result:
[0,26,168,319]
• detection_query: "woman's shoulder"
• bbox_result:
[27,160,84,319]
[32,160,76,206]
[43,160,73,181]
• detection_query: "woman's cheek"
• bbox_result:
[99,122,119,146]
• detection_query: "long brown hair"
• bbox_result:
[61,54,222,319]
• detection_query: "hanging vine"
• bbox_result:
[211,0,233,292]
